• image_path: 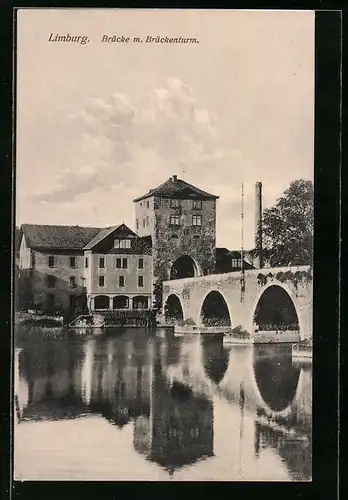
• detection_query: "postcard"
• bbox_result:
[14,8,315,482]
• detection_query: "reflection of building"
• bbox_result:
[16,338,86,421]
[133,354,214,474]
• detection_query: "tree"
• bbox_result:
[254,179,313,267]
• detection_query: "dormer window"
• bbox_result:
[114,239,131,249]
[192,200,202,210]
[170,199,181,208]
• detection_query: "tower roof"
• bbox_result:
[133,175,219,202]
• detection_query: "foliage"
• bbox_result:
[253,179,313,267]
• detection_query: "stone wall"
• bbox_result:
[151,197,217,309]
[162,266,313,340]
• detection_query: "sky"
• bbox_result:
[16,9,314,249]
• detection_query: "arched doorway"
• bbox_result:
[253,345,301,413]
[253,285,299,332]
[133,296,149,310]
[164,294,184,323]
[94,295,110,310]
[200,291,231,327]
[113,295,129,309]
[170,255,198,280]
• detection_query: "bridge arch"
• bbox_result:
[198,290,232,327]
[164,294,184,323]
[251,282,302,339]
[169,255,202,280]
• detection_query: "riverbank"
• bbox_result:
[15,311,63,327]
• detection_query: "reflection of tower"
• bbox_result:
[133,341,214,475]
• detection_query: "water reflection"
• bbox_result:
[15,328,312,481]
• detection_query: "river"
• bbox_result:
[14,327,312,481]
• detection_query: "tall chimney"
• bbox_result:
[172,175,177,182]
[254,182,263,268]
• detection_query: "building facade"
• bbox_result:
[18,223,152,312]
[17,175,254,315]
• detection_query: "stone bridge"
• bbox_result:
[162,266,313,341]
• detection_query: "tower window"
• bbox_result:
[119,276,125,287]
[192,215,202,226]
[136,219,139,231]
[146,201,150,209]
[48,256,55,268]
[99,276,105,287]
[138,276,144,287]
[85,257,89,268]
[170,199,181,208]
[170,214,180,226]
[99,257,105,268]
[193,200,202,210]
[69,256,76,268]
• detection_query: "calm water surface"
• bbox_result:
[14,327,312,481]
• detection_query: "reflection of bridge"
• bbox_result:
[15,332,312,480]
[162,266,313,340]
[166,337,312,428]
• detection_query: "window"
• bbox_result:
[136,219,139,231]
[146,200,150,209]
[170,214,180,226]
[47,275,56,288]
[116,258,122,268]
[70,276,77,288]
[138,276,144,287]
[48,256,55,268]
[99,276,105,287]
[192,215,202,226]
[85,257,89,268]
[122,258,128,269]
[114,239,131,249]
[69,256,76,268]
[143,219,146,228]
[193,200,202,210]
[138,258,144,269]
[170,199,180,208]
[119,276,125,287]
[231,258,241,268]
[99,257,105,268]
[146,216,149,227]
[193,235,200,244]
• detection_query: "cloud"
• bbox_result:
[32,77,228,204]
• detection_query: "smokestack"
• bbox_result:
[255,182,263,268]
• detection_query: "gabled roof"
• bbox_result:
[133,175,219,202]
[83,224,137,250]
[20,224,102,251]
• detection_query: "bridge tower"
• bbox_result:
[133,174,219,309]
